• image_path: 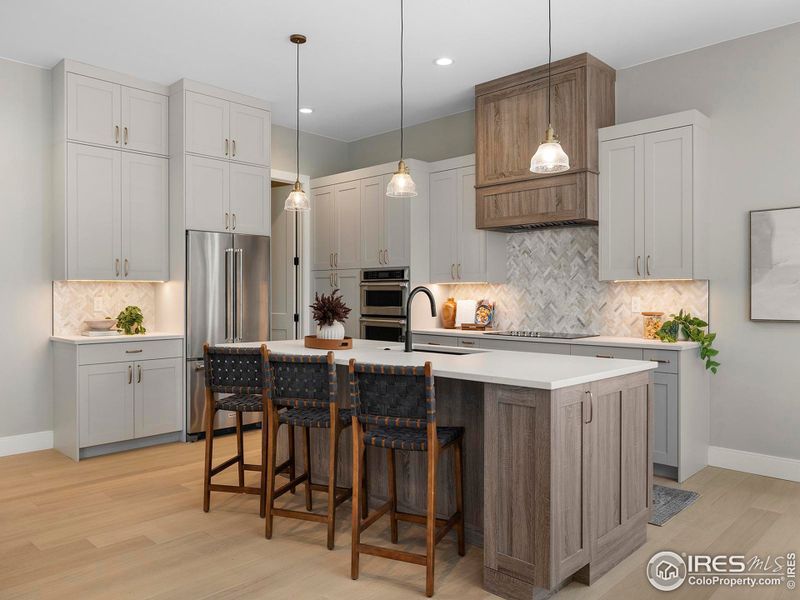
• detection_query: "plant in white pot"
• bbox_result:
[310,289,351,340]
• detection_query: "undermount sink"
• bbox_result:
[383,344,487,356]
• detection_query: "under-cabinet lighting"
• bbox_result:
[299,107,313,114]
[612,279,694,283]
[434,57,454,66]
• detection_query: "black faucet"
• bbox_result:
[404,286,437,352]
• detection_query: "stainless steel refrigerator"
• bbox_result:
[186,230,270,436]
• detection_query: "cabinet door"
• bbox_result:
[229,103,270,166]
[476,68,584,187]
[121,87,168,156]
[66,143,122,280]
[360,177,384,268]
[644,127,693,279]
[455,166,486,282]
[652,372,678,467]
[79,362,134,447]
[66,73,121,147]
[185,91,229,159]
[312,270,334,302]
[311,186,335,270]
[185,155,229,232]
[334,269,361,339]
[599,136,645,281]
[229,163,270,235]
[121,153,169,281]
[429,170,458,283]
[134,358,183,438]
[383,173,411,268]
[334,182,362,269]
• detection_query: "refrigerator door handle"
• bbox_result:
[235,248,244,342]
[225,248,234,342]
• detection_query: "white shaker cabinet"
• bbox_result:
[599,110,709,281]
[229,102,271,166]
[312,186,336,270]
[428,158,504,284]
[185,155,229,232]
[360,175,411,268]
[66,144,122,280]
[334,182,362,269]
[121,86,169,156]
[67,73,121,148]
[134,358,183,438]
[229,163,270,235]
[79,362,135,447]
[311,269,361,339]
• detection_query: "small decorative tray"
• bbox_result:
[460,324,490,331]
[304,336,353,350]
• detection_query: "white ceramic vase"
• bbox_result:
[316,321,345,340]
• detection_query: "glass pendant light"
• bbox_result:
[284,34,310,212]
[386,0,417,197]
[530,0,570,174]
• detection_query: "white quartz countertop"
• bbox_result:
[51,332,184,345]
[228,339,656,391]
[413,327,699,351]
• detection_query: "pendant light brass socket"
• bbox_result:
[543,125,558,143]
[289,34,307,44]
[393,159,410,175]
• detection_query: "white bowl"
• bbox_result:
[85,319,118,331]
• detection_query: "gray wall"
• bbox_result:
[271,124,350,178]
[616,22,800,461]
[0,58,53,437]
[347,110,475,169]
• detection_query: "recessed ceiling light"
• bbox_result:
[434,57,454,66]
[299,107,313,114]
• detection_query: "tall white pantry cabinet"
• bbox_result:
[52,60,170,282]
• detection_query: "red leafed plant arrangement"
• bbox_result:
[310,289,351,326]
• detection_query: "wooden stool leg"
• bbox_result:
[454,438,465,556]
[288,424,296,494]
[351,421,363,580]
[387,448,398,543]
[202,400,215,513]
[259,409,268,518]
[425,444,437,597]
[303,426,313,511]
[361,446,369,519]
[265,409,279,539]
[326,422,339,550]
[235,412,245,487]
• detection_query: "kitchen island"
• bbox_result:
[232,339,656,599]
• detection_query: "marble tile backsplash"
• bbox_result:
[441,227,708,337]
[52,281,157,336]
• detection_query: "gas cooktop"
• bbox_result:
[484,330,597,340]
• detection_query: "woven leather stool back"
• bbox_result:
[204,346,267,395]
[269,352,336,409]
[349,362,435,430]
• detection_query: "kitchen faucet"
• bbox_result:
[404,286,437,352]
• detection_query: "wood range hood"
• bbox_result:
[474,53,615,231]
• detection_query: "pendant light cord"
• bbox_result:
[296,40,300,182]
[400,0,405,160]
[547,0,552,128]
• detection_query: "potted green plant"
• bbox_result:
[310,290,351,340]
[116,306,147,335]
[656,310,720,373]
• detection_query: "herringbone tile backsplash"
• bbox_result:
[53,281,157,336]
[440,227,708,337]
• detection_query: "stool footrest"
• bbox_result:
[275,473,308,498]
[210,455,241,477]
[435,511,461,544]
[357,543,426,566]
[310,482,351,495]
[209,483,261,495]
[243,463,262,472]
[395,510,449,528]
[359,499,392,532]
[271,507,328,524]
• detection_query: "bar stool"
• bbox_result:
[264,351,364,549]
[202,343,279,517]
[349,360,465,598]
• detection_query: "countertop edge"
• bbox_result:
[51,332,184,345]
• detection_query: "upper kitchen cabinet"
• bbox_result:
[65,71,168,156]
[53,61,171,281]
[185,90,270,166]
[360,175,411,268]
[429,156,505,284]
[172,79,272,235]
[598,110,710,281]
[474,53,615,230]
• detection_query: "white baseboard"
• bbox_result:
[0,431,54,457]
[708,445,800,483]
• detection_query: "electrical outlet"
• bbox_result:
[631,297,642,313]
[93,296,104,313]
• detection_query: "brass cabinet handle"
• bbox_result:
[584,390,593,424]
[648,358,671,364]
[232,139,236,157]
[128,365,132,384]
[123,126,129,145]
[384,249,389,264]
[137,365,142,383]
[451,264,456,280]
[125,349,143,354]
[457,263,462,279]
[329,272,334,287]
[646,255,652,277]
[426,342,441,346]
[115,125,120,144]
[115,258,120,277]
[334,272,339,287]
[334,252,338,267]
[124,258,129,277]
[378,250,382,265]
[225,212,229,230]
[461,340,475,346]
[232,213,237,230]
[596,354,614,359]
[225,138,229,156]
[636,256,641,277]
[329,253,333,268]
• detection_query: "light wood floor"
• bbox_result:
[1,432,798,600]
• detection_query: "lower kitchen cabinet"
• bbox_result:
[652,372,679,468]
[53,337,184,460]
[311,269,361,339]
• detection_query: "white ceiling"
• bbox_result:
[1,0,799,141]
